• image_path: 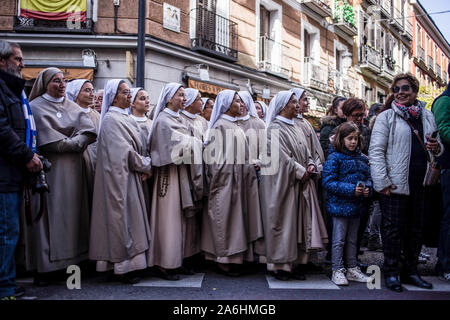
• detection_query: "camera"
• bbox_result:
[30,156,52,194]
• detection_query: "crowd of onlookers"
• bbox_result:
[1,39,449,299]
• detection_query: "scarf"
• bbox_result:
[394,101,422,120]
[21,91,37,153]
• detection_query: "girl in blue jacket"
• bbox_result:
[322,122,372,286]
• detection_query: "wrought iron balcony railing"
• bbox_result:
[303,57,328,91]
[365,0,380,5]
[380,56,396,81]
[190,7,238,62]
[444,72,448,83]
[402,20,413,40]
[333,0,357,36]
[381,0,392,18]
[333,70,353,96]
[301,0,332,18]
[258,36,290,79]
[360,45,382,74]
[391,7,403,31]
[436,64,442,79]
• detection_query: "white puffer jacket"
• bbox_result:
[369,101,444,195]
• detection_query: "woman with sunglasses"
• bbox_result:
[369,73,443,292]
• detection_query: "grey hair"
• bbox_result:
[0,41,20,60]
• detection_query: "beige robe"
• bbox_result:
[202,117,264,263]
[294,116,325,171]
[89,110,152,274]
[82,107,101,211]
[236,115,266,163]
[259,119,328,271]
[148,111,203,269]
[26,96,97,273]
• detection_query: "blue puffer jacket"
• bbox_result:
[322,147,373,218]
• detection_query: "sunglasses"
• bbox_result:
[392,85,411,93]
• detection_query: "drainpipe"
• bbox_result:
[136,0,146,87]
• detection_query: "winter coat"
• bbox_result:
[322,147,373,218]
[319,115,345,159]
[0,70,34,193]
[369,101,444,195]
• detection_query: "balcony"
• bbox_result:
[436,64,442,80]
[360,45,382,75]
[333,70,353,96]
[380,0,392,18]
[14,1,94,34]
[258,36,290,79]
[380,56,396,82]
[333,1,358,37]
[190,7,238,62]
[364,0,380,5]
[301,0,332,18]
[303,57,328,91]
[444,72,448,84]
[402,20,413,41]
[391,7,403,31]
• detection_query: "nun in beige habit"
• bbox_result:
[26,68,97,285]
[129,87,152,141]
[89,79,152,284]
[202,90,264,276]
[259,91,328,281]
[237,91,266,165]
[181,88,209,140]
[148,83,203,280]
[290,88,325,173]
[66,79,101,211]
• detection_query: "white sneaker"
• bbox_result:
[346,266,370,283]
[332,268,348,286]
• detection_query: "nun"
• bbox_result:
[200,97,214,122]
[181,88,208,140]
[27,68,97,286]
[290,88,325,173]
[89,79,152,284]
[254,100,268,121]
[259,91,328,281]
[66,79,101,210]
[201,90,263,276]
[148,83,203,280]
[130,87,152,141]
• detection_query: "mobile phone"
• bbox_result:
[431,131,438,139]
[356,181,365,188]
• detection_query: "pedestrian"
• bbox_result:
[369,73,443,292]
[66,79,100,211]
[200,97,214,122]
[89,80,152,284]
[28,67,97,286]
[432,63,450,282]
[254,100,267,121]
[339,98,371,155]
[0,40,42,300]
[148,83,203,280]
[201,90,263,276]
[322,122,372,286]
[94,89,103,113]
[259,91,327,281]
[320,96,346,159]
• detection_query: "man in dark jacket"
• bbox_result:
[432,63,450,282]
[0,40,42,299]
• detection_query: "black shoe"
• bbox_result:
[401,274,433,289]
[14,286,25,298]
[115,273,141,285]
[178,265,195,275]
[215,264,240,277]
[385,275,403,292]
[272,270,291,281]
[153,267,180,281]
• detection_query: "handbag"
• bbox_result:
[404,119,441,186]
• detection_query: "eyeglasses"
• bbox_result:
[392,85,411,93]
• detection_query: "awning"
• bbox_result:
[187,76,239,97]
[22,67,94,81]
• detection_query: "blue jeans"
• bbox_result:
[438,169,450,274]
[0,193,20,298]
[331,216,360,271]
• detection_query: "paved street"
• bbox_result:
[14,247,450,300]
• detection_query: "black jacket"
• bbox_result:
[0,70,34,193]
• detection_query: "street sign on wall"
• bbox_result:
[163,3,180,33]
